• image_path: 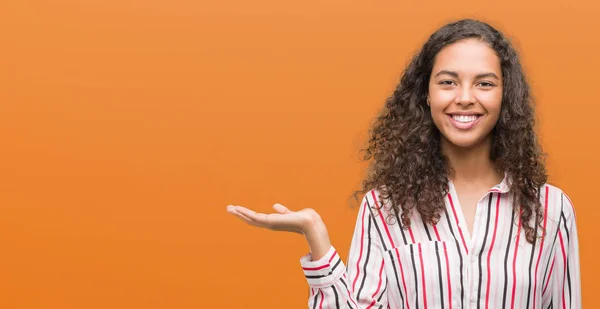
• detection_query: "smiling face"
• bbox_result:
[428,38,503,150]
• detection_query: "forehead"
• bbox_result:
[432,38,501,76]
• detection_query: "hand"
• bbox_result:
[226,203,323,235]
[226,203,332,260]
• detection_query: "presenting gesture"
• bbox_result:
[226,204,332,260]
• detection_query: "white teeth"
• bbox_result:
[452,115,479,123]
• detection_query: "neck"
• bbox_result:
[442,136,503,186]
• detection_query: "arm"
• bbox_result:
[550,193,581,308]
[300,193,388,309]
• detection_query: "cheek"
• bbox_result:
[479,97,502,117]
[476,89,502,108]
[475,92,501,104]
[430,105,449,127]
[429,90,454,103]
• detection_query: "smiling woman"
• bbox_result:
[227,19,581,309]
[428,39,503,149]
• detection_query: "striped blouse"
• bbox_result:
[299,179,581,309]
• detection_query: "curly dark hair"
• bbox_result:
[352,19,547,244]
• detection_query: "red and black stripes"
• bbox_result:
[299,184,581,309]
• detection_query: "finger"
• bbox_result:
[234,206,276,227]
[227,205,256,222]
[230,205,301,232]
[235,206,262,220]
[228,206,253,221]
[226,205,250,220]
[236,207,295,231]
[273,203,292,214]
[227,206,253,222]
[228,206,268,228]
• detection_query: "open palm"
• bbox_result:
[226,203,322,235]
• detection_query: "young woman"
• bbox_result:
[226,19,581,309]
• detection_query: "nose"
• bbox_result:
[456,85,475,105]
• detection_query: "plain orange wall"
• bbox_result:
[1,0,598,308]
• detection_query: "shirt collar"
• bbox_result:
[448,172,511,194]
[486,172,510,194]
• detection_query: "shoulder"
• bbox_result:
[541,183,576,222]
[357,188,394,217]
[357,188,383,205]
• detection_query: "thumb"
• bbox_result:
[273,203,292,214]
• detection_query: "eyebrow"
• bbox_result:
[434,70,500,80]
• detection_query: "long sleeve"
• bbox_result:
[299,193,388,309]
[549,193,581,308]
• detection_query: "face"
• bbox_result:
[428,38,503,150]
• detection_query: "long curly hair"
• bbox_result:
[353,19,547,244]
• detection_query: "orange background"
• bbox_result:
[1,0,598,308]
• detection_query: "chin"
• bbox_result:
[449,140,478,148]
[443,135,485,149]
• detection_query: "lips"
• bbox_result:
[446,113,483,130]
[452,114,479,123]
[447,111,483,115]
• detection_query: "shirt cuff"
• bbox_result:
[299,245,345,288]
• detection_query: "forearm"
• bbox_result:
[303,220,332,261]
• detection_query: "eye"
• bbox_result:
[478,81,496,88]
[439,80,456,86]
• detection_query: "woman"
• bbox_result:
[226,19,581,309]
